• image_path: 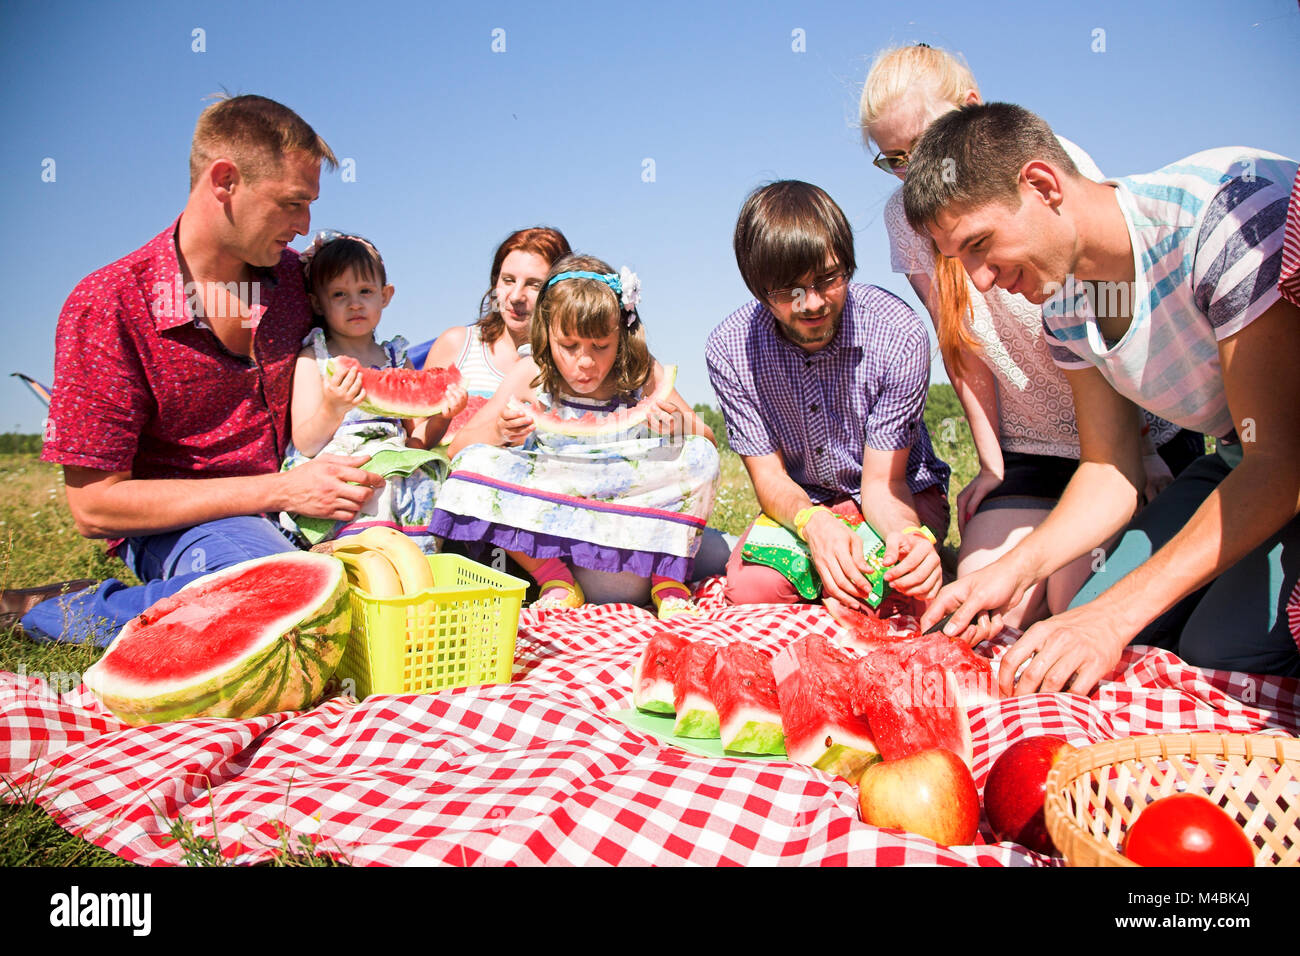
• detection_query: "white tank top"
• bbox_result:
[454,323,507,397]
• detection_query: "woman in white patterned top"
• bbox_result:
[859,44,1202,631]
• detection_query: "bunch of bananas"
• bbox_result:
[315,527,435,598]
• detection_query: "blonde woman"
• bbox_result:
[860,43,1203,631]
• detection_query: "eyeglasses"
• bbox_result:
[766,271,848,305]
[872,150,910,175]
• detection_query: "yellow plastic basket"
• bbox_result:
[334,554,527,698]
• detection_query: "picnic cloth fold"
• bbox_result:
[3,577,1297,866]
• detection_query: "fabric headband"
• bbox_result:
[545,266,642,326]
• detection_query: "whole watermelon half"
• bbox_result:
[83,552,352,726]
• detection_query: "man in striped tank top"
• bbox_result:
[903,103,1299,695]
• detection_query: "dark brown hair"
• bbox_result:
[190,94,337,189]
[304,235,387,327]
[530,254,652,399]
[902,102,1079,233]
[732,180,856,301]
[477,227,572,346]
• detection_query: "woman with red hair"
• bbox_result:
[423,227,572,438]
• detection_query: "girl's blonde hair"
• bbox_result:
[860,44,982,376]
[531,254,652,400]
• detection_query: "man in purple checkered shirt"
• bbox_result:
[707,181,951,610]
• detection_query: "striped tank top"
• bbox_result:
[455,323,508,397]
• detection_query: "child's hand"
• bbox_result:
[322,363,365,416]
[442,382,469,419]
[645,400,687,439]
[499,398,536,446]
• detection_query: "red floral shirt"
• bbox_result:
[42,216,311,481]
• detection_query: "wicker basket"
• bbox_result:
[1044,732,1300,867]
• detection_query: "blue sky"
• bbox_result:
[2,0,1297,434]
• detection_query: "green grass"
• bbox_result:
[0,386,979,866]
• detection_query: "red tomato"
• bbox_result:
[1122,793,1255,867]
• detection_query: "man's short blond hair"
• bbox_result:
[189,94,337,189]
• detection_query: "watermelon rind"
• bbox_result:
[721,711,787,756]
[530,365,678,439]
[810,742,882,781]
[83,552,351,726]
[673,699,720,739]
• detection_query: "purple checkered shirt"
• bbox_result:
[705,283,950,505]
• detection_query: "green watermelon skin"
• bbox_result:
[83,553,351,726]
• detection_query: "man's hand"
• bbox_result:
[802,508,877,609]
[956,468,1003,535]
[280,454,385,520]
[996,603,1129,697]
[882,529,942,602]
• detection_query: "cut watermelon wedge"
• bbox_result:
[773,635,879,782]
[632,631,693,714]
[325,356,463,418]
[853,649,974,769]
[527,365,677,440]
[672,640,720,738]
[709,643,786,756]
[825,598,997,771]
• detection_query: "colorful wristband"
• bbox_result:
[793,505,831,542]
[900,525,937,545]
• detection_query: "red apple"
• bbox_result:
[982,734,1075,854]
[857,747,980,847]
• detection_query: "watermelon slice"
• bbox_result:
[824,597,997,770]
[848,634,996,770]
[83,552,351,726]
[526,365,677,440]
[632,631,693,714]
[772,635,879,782]
[853,648,974,769]
[709,643,786,756]
[438,393,490,446]
[672,640,720,738]
[325,356,464,418]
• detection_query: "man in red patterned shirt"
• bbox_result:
[4,95,384,643]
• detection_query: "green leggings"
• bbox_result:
[1069,451,1300,677]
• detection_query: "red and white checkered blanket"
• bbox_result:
[3,578,1297,866]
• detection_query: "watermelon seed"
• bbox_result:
[824,735,833,748]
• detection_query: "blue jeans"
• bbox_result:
[22,516,299,646]
[1069,452,1300,676]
